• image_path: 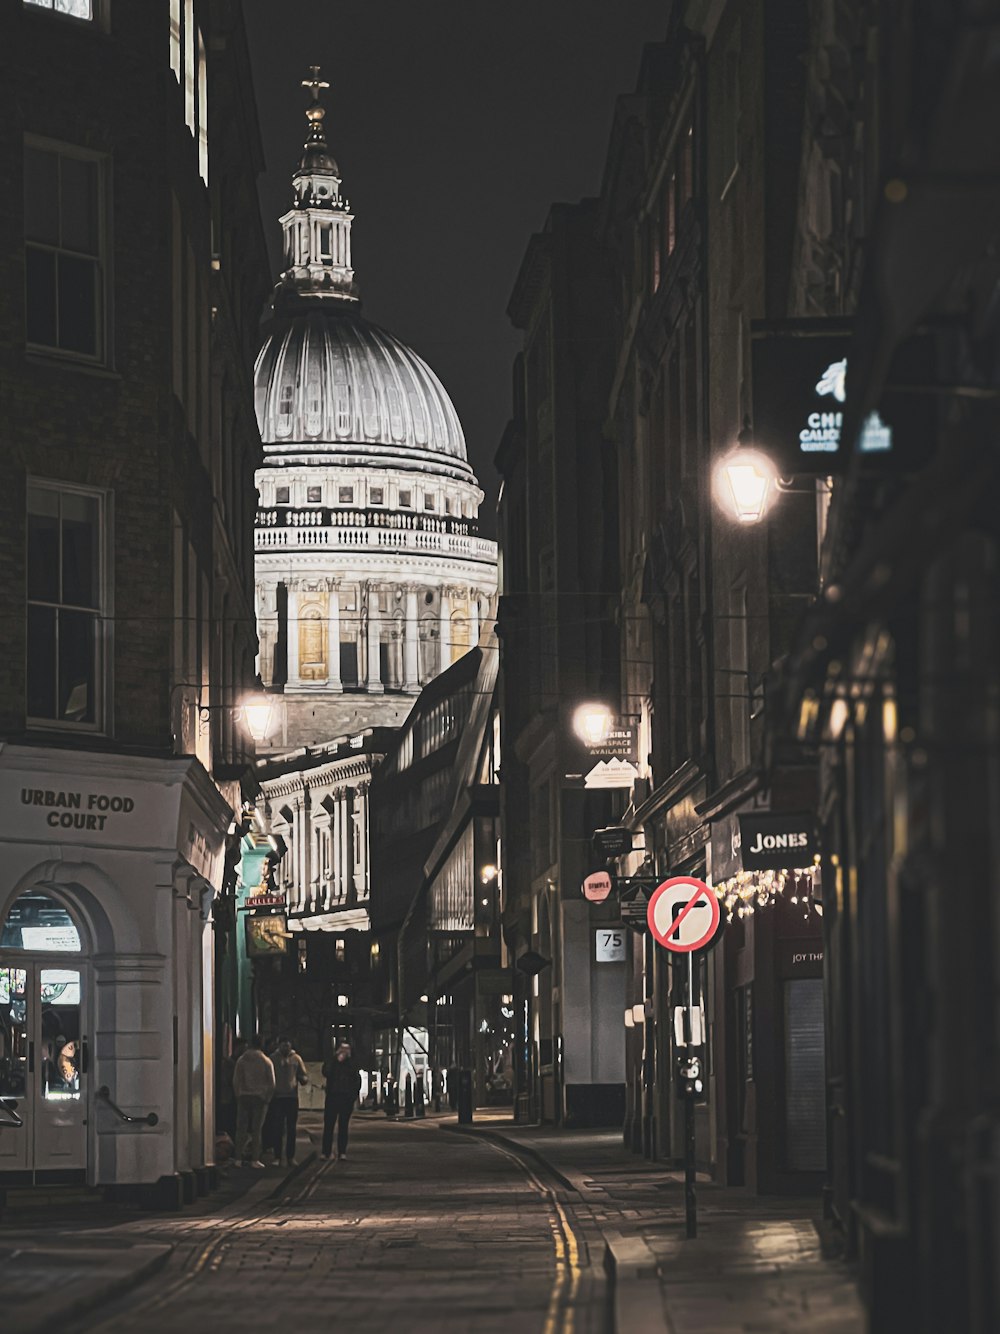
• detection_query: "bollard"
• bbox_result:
[457,1068,473,1125]
[404,1073,414,1118]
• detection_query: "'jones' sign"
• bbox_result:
[737,812,818,871]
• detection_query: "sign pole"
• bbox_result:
[645,876,724,1243]
[684,949,697,1240]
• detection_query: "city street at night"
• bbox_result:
[2,1114,863,1334]
[3,1,1000,1330]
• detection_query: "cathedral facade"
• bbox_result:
[253,76,497,751]
[245,77,496,1033]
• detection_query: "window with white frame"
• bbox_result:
[27,481,108,729]
[24,142,105,361]
[24,0,93,18]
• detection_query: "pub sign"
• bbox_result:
[738,812,819,871]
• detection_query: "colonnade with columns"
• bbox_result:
[256,574,491,694]
[270,773,371,916]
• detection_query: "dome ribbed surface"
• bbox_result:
[254,310,468,464]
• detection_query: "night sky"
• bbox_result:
[243,1,667,523]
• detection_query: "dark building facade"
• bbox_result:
[497,200,625,1127]
[771,6,1000,1331]
[0,0,266,1201]
[495,2,1000,1329]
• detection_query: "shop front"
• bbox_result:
[708,803,826,1193]
[0,746,232,1201]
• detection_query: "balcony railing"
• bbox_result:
[256,506,496,561]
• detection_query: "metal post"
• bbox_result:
[685,950,697,1239]
[403,1073,414,1118]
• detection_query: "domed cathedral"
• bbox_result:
[253,72,497,751]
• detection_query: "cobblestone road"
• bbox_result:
[66,1117,604,1334]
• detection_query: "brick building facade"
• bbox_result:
[0,0,266,1202]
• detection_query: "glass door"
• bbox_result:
[36,964,86,1173]
[0,890,88,1181]
[0,961,87,1179]
[0,965,30,1173]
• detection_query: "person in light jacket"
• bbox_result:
[233,1034,275,1168]
[322,1041,361,1160]
[268,1037,308,1166]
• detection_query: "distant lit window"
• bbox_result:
[338,486,353,504]
[27,480,108,730]
[24,142,105,361]
[24,0,92,18]
[275,486,289,505]
[307,486,322,504]
[399,489,412,508]
[370,487,384,505]
[424,494,435,511]
[444,497,452,515]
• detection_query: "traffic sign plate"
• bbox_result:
[647,878,721,954]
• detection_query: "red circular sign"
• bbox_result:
[647,877,721,953]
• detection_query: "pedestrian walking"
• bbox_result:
[322,1040,361,1160]
[233,1034,275,1168]
[268,1037,308,1166]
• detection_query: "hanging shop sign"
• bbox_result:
[592,826,632,860]
[245,914,290,956]
[751,321,934,475]
[566,719,639,790]
[582,871,613,903]
[647,877,722,955]
[737,812,818,871]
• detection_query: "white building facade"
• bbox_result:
[253,80,497,753]
[249,78,496,974]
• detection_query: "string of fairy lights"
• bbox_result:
[711,861,823,925]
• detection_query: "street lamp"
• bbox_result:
[572,702,613,747]
[714,446,778,524]
[240,693,275,744]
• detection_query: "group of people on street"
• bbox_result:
[229,1035,360,1168]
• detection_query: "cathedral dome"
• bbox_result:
[254,309,470,469]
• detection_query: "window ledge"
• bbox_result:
[24,351,120,382]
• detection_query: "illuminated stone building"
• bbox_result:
[249,78,496,1056]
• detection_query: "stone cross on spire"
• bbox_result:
[302,66,329,103]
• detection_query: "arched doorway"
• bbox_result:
[0,888,89,1181]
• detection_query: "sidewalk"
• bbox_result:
[443,1114,866,1334]
[0,1123,318,1334]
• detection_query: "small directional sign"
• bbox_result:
[647,878,721,954]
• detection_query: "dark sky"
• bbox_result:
[243,2,668,522]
